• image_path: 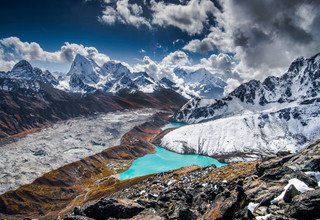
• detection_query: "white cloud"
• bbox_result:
[183,38,215,53]
[150,0,218,35]
[183,0,320,81]
[100,0,151,28]
[0,37,110,71]
[100,6,118,25]
[224,78,241,95]
[173,39,184,45]
[0,48,15,72]
[200,53,233,71]
[99,0,218,35]
[162,50,190,66]
[132,50,191,81]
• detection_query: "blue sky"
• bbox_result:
[0,0,214,70]
[0,0,319,91]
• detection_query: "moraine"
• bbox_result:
[0,109,157,195]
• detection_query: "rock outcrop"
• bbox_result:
[66,140,320,220]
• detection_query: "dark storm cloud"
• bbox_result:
[184,0,320,80]
[230,0,318,46]
[273,16,313,44]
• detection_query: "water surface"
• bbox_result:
[118,146,226,180]
[161,122,185,131]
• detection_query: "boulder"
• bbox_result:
[303,158,320,171]
[178,208,197,220]
[260,166,294,181]
[283,184,300,203]
[202,189,246,220]
[286,189,320,219]
[256,155,294,176]
[83,198,144,220]
[293,171,318,188]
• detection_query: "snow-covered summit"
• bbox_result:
[101,60,131,77]
[175,53,320,123]
[67,54,160,94]
[5,60,58,86]
[173,67,226,99]
[0,60,58,94]
[67,54,101,92]
[160,53,320,161]
[65,54,227,98]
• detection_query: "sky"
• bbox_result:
[0,0,320,92]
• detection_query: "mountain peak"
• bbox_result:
[74,53,89,63]
[12,60,33,72]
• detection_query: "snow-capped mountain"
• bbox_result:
[0,60,58,94]
[4,60,58,86]
[175,54,320,123]
[173,67,226,99]
[66,54,159,94]
[160,53,320,161]
[65,54,227,98]
[68,54,101,92]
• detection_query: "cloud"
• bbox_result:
[0,48,15,72]
[224,78,241,95]
[173,39,184,45]
[183,38,215,53]
[162,50,190,66]
[150,0,218,35]
[200,53,233,71]
[100,0,151,28]
[99,0,218,35]
[0,37,110,71]
[132,50,191,81]
[183,0,320,81]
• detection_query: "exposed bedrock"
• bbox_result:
[67,140,320,220]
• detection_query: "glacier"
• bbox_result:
[0,109,157,195]
[161,53,320,161]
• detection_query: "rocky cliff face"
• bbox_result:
[65,140,320,220]
[175,53,320,123]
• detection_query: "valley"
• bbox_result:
[0,50,320,219]
[1,1,320,218]
[0,112,172,217]
[0,108,157,194]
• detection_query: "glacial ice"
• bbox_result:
[0,109,157,194]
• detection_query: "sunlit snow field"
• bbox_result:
[0,109,157,194]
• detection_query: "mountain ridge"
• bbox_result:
[160,53,320,161]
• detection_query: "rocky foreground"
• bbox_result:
[66,141,320,220]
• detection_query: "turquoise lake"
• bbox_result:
[160,122,185,130]
[118,146,226,180]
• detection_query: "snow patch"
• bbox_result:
[271,178,314,204]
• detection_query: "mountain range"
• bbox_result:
[0,57,189,139]
[0,54,227,138]
[63,54,226,99]
[161,53,320,161]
